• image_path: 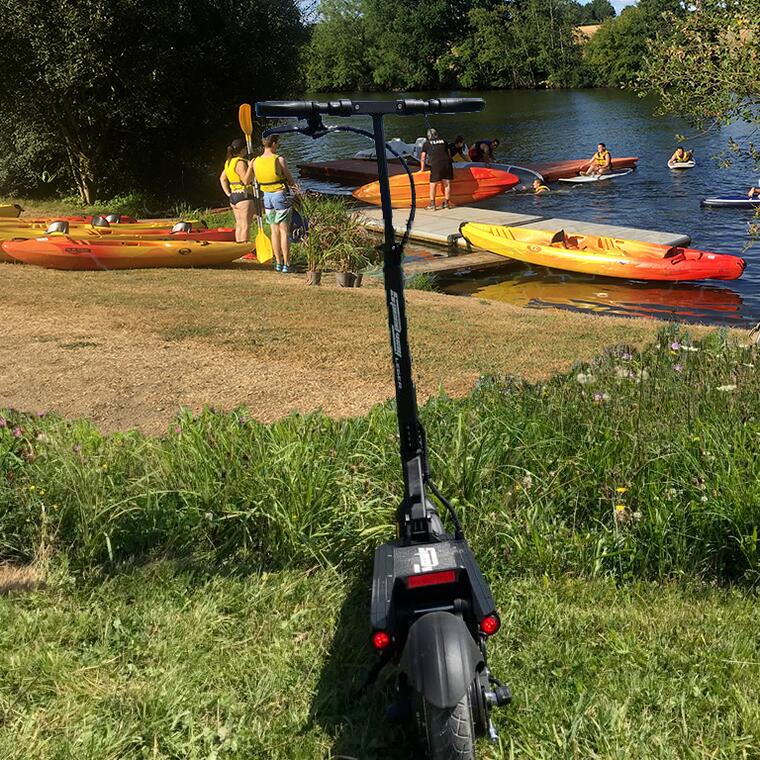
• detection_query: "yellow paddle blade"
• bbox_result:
[238,103,253,136]
[255,226,273,263]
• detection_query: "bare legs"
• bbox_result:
[231,199,254,243]
[270,221,291,267]
[427,179,452,208]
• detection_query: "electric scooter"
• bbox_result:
[255,98,511,759]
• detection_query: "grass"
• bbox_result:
[2,327,760,583]
[0,563,758,759]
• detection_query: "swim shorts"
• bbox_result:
[263,189,292,225]
[229,191,254,206]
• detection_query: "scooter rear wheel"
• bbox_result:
[423,693,475,760]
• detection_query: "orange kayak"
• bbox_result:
[459,223,745,281]
[1,236,252,270]
[353,166,519,208]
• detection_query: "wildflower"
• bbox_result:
[29,484,36,491]
[174,425,182,434]
[632,511,642,522]
[691,436,700,442]
[576,372,594,385]
[716,385,737,392]
[592,392,610,403]
[700,495,708,503]
[101,464,108,470]
[0,418,6,428]
[521,474,533,490]
[671,341,681,351]
[615,504,626,512]
[36,411,46,419]
[674,363,683,372]
[615,367,633,379]
[40,488,46,495]
[621,352,632,361]
[36,432,48,442]
[615,487,628,494]
[12,426,22,438]
[72,444,82,453]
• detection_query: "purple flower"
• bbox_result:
[0,418,6,428]
[670,341,681,351]
[174,425,182,434]
[12,426,23,438]
[621,352,632,361]
[36,411,46,419]
[674,363,683,372]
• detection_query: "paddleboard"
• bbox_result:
[558,170,633,184]
[700,196,760,208]
[668,161,695,169]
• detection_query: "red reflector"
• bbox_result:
[372,630,392,650]
[406,570,458,589]
[480,614,501,636]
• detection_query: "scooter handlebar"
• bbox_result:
[255,98,484,119]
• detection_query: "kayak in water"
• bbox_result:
[459,222,745,282]
[700,196,760,208]
[558,169,633,184]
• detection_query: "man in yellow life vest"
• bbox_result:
[583,143,612,176]
[668,146,694,166]
[253,135,299,273]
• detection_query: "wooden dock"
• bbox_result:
[355,203,692,277]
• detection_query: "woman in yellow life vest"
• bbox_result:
[583,143,612,176]
[253,135,298,272]
[219,138,255,243]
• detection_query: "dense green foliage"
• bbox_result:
[0,0,307,203]
[583,0,685,87]
[305,0,618,91]
[2,329,760,583]
[2,566,759,758]
[638,0,759,168]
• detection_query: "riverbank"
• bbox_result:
[1,263,708,433]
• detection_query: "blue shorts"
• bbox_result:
[263,190,292,225]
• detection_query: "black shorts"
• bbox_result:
[229,191,254,206]
[430,163,453,183]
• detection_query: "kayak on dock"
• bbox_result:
[1,236,252,270]
[352,166,519,208]
[700,196,760,208]
[458,222,745,282]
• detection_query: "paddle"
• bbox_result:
[237,103,273,263]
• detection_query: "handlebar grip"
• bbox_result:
[255,101,322,117]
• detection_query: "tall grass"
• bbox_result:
[2,328,760,583]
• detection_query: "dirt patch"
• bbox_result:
[0,264,705,433]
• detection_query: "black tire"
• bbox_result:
[423,693,475,760]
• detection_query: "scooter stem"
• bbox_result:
[371,114,431,542]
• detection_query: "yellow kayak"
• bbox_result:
[0,204,23,218]
[459,222,745,281]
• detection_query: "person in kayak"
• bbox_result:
[253,134,299,272]
[748,181,760,199]
[448,136,468,162]
[419,128,454,210]
[219,138,255,243]
[583,143,612,176]
[468,139,500,163]
[669,146,693,165]
[516,178,550,194]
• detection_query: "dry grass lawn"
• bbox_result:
[1,263,707,433]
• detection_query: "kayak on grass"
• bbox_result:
[558,169,633,184]
[1,236,253,270]
[458,222,745,282]
[700,196,760,208]
[0,204,23,218]
[352,166,519,208]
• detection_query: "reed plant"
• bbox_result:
[2,327,759,584]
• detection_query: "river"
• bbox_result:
[280,89,759,327]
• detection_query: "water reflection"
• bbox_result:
[439,268,747,326]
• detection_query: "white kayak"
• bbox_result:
[558,169,633,184]
[669,160,696,169]
[700,195,760,208]
[355,137,419,160]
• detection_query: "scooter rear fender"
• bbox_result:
[399,611,484,709]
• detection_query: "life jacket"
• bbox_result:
[594,149,611,166]
[254,154,286,192]
[535,184,550,194]
[674,149,688,161]
[224,156,252,193]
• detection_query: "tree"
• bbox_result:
[583,0,685,87]
[0,0,307,203]
[576,0,615,24]
[304,0,371,91]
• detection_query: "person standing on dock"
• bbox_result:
[220,138,255,243]
[583,143,612,176]
[253,135,299,272]
[419,128,454,211]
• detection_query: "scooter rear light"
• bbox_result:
[406,569,458,589]
[372,630,392,650]
[480,614,501,636]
